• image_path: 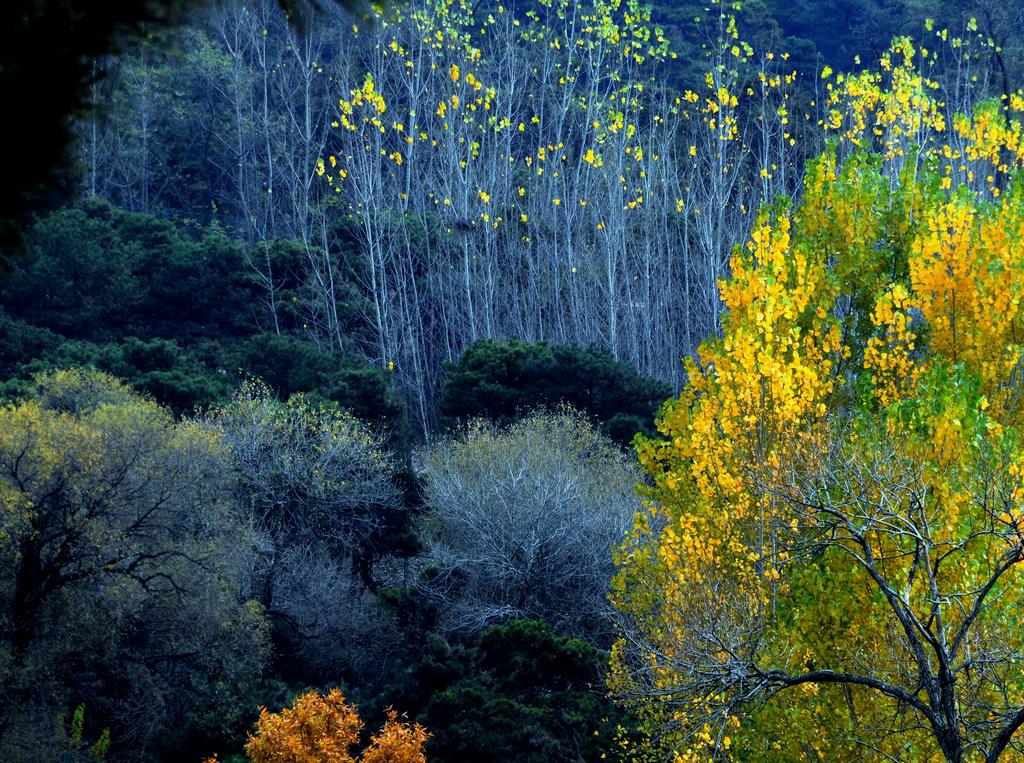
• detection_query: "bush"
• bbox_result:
[223,333,404,431]
[439,339,669,445]
[376,619,632,763]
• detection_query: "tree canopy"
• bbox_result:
[7,0,1024,760]
[611,40,1024,761]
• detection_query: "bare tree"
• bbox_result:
[418,409,640,639]
[75,0,809,432]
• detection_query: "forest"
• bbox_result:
[3,0,1024,760]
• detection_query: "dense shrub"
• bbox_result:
[440,339,670,445]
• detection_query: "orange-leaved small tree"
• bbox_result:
[205,689,428,763]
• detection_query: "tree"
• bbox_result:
[0,368,268,757]
[439,339,670,445]
[610,43,1024,761]
[2,198,258,344]
[315,0,802,427]
[770,0,908,72]
[237,688,428,763]
[47,0,817,429]
[207,381,405,677]
[5,203,145,339]
[419,410,639,638]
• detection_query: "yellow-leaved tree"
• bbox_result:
[610,40,1024,763]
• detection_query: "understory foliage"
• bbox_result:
[0,199,399,426]
[416,620,628,761]
[611,40,1024,762]
[372,616,635,762]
